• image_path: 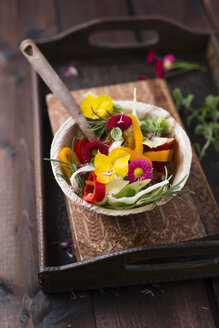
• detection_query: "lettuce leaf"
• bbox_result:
[115,179,150,198]
[140,114,173,137]
[107,180,169,206]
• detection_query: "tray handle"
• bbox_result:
[124,256,219,272]
[37,16,212,57]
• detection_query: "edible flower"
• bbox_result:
[147,49,156,64]
[80,95,113,119]
[83,171,106,203]
[58,147,79,177]
[83,141,108,163]
[94,148,130,184]
[137,75,147,81]
[155,60,165,78]
[147,49,207,78]
[127,159,153,182]
[106,114,132,131]
[116,113,152,163]
[63,64,79,77]
[163,54,175,70]
[74,138,89,163]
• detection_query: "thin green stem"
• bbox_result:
[91,107,108,121]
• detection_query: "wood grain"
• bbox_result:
[1,0,219,327]
[132,0,211,30]
[93,280,215,328]
[0,1,96,327]
[57,0,136,43]
[0,1,57,326]
[203,0,219,40]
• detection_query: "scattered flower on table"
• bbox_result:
[71,291,77,300]
[140,289,155,297]
[163,54,175,70]
[147,49,156,64]
[146,49,207,78]
[60,240,72,248]
[155,59,165,78]
[66,249,73,258]
[201,307,209,311]
[63,64,79,77]
[137,75,147,81]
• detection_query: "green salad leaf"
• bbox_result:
[111,127,123,141]
[115,179,150,198]
[140,114,172,137]
[113,103,123,113]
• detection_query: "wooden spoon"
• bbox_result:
[20,39,97,141]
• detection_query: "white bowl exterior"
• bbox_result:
[50,101,192,216]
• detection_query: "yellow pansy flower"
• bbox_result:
[80,95,113,119]
[94,149,130,184]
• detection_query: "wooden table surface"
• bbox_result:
[1,0,219,327]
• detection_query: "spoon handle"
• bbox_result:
[20,39,97,141]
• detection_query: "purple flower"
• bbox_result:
[63,64,78,77]
[147,49,156,64]
[60,241,72,248]
[82,141,108,163]
[107,114,132,131]
[163,54,175,70]
[127,159,153,182]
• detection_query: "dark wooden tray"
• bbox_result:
[32,16,219,293]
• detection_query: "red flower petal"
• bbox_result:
[83,141,108,163]
[147,49,156,64]
[107,114,132,131]
[138,75,147,81]
[155,60,165,78]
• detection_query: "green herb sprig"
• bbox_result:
[172,88,219,161]
[88,104,123,141]
[44,137,85,196]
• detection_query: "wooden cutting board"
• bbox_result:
[46,79,219,261]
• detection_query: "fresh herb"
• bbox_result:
[111,127,123,141]
[172,88,219,160]
[88,120,108,140]
[140,114,172,137]
[113,103,123,113]
[98,170,194,210]
[44,138,85,196]
[91,107,108,121]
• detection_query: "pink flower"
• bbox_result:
[163,54,175,70]
[60,241,72,248]
[154,60,165,78]
[138,75,147,81]
[127,159,153,182]
[83,141,108,163]
[107,114,132,131]
[63,64,78,77]
[147,49,156,64]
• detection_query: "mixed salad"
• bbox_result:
[48,90,191,211]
